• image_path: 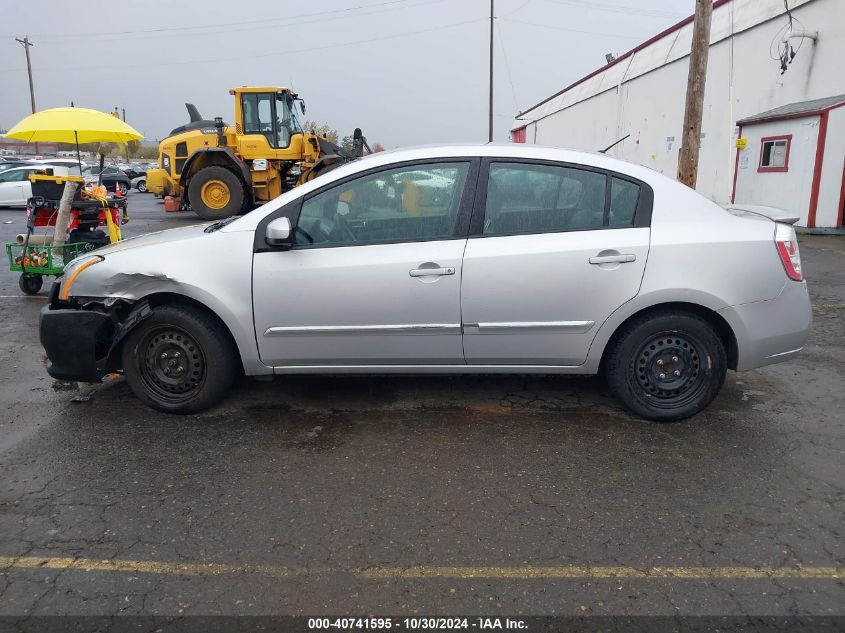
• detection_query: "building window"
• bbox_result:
[758,135,791,172]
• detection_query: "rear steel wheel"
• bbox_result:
[633,332,708,410]
[604,311,727,422]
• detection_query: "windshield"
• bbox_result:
[284,97,302,135]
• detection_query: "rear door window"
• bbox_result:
[608,177,640,227]
[483,163,607,235]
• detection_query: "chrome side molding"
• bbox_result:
[463,320,595,334]
[264,323,462,337]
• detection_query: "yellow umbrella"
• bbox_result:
[5,107,143,144]
[7,107,144,247]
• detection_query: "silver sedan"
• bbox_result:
[40,144,811,421]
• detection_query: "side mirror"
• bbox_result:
[265,216,293,248]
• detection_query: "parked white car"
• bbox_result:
[37,158,87,170]
[39,144,811,421]
[0,165,47,207]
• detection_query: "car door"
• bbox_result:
[253,159,478,367]
[18,169,34,204]
[0,169,27,206]
[461,159,652,366]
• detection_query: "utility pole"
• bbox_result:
[15,36,37,154]
[677,0,712,188]
[488,0,494,143]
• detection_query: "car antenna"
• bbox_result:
[598,134,630,154]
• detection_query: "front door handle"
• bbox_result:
[409,266,455,277]
[589,253,636,265]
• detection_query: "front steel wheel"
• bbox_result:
[604,312,727,422]
[135,325,207,407]
[122,304,238,413]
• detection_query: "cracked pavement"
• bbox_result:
[0,195,842,617]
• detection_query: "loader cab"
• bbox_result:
[234,87,302,151]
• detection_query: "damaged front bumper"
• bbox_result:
[39,283,151,382]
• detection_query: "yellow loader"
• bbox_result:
[146,86,369,219]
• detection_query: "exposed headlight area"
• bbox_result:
[59,255,104,301]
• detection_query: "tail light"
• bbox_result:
[775,223,803,281]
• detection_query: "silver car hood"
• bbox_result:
[93,222,212,257]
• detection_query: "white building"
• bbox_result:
[511,0,845,228]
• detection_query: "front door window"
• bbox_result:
[294,163,470,247]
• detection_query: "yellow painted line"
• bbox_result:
[0,556,295,579]
[0,557,841,580]
[357,566,844,579]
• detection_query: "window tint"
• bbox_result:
[295,162,469,247]
[609,177,640,227]
[483,163,607,235]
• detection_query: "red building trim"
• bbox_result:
[514,0,731,123]
[837,158,845,228]
[757,134,792,173]
[512,126,526,143]
[806,112,830,229]
[730,125,742,203]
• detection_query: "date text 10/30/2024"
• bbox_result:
[307,617,528,630]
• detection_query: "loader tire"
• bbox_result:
[188,166,244,220]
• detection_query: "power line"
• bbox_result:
[45,0,452,43]
[501,17,643,39]
[0,18,487,75]
[1,0,427,39]
[500,0,533,18]
[542,0,686,19]
[495,19,520,112]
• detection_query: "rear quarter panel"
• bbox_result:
[582,177,786,372]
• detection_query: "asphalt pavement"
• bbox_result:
[0,192,842,623]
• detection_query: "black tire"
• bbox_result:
[137,180,147,193]
[19,273,43,295]
[604,311,727,422]
[121,304,238,414]
[187,166,244,220]
[117,182,128,196]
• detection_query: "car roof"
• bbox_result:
[366,143,658,178]
[1,165,41,172]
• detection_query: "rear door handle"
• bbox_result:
[589,254,636,264]
[409,267,455,277]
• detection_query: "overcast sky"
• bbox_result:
[0,0,692,148]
